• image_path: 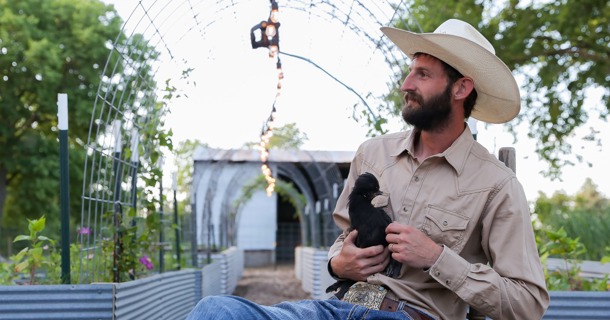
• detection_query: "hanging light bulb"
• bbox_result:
[268,45,278,58]
[265,24,276,39]
[277,70,284,80]
[270,0,279,23]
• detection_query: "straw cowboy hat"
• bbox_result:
[381,19,520,124]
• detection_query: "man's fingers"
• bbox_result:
[385,222,402,234]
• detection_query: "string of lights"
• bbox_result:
[251,0,282,196]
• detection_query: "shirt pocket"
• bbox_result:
[421,206,469,251]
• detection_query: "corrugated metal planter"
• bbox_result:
[295,246,335,299]
[0,247,243,320]
[543,291,610,320]
[114,269,201,320]
[0,284,114,320]
[295,246,610,319]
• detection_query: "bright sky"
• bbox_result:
[103,0,609,201]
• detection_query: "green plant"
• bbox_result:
[12,216,56,285]
[94,207,160,283]
[0,260,15,285]
[538,226,608,291]
[602,247,610,264]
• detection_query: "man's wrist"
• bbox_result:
[328,257,345,280]
[424,244,445,271]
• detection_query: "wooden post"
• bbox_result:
[498,147,516,173]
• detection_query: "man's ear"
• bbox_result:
[454,77,475,100]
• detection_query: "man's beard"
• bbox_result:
[401,83,453,131]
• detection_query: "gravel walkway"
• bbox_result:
[233,263,313,305]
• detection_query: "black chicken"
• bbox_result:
[325,172,402,297]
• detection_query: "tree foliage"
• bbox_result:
[267,123,309,150]
[385,0,609,178]
[243,122,309,150]
[0,0,162,258]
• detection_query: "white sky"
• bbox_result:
[103,0,609,201]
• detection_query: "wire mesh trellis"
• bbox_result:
[76,0,420,283]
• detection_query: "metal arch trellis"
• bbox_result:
[77,0,421,283]
[78,44,165,283]
[275,163,318,247]
[219,166,252,249]
[199,149,237,264]
[300,151,346,247]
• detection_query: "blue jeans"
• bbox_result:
[185,295,416,320]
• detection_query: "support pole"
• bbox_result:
[191,198,198,267]
[173,172,181,270]
[129,129,139,280]
[57,93,71,284]
[112,120,123,282]
[159,157,165,273]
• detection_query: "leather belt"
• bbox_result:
[379,296,433,320]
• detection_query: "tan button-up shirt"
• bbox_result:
[328,127,549,320]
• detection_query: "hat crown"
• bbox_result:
[433,19,495,55]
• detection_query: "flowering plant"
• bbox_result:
[139,255,154,270]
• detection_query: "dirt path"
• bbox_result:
[233,263,312,305]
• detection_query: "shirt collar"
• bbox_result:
[392,125,475,175]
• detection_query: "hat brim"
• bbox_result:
[381,27,520,124]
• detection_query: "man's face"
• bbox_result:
[400,54,453,131]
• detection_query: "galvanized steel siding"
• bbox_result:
[202,260,222,297]
[0,247,245,320]
[114,269,200,320]
[0,284,113,320]
[298,247,332,299]
[543,291,610,320]
[212,247,244,295]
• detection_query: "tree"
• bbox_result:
[173,139,207,197]
[0,0,159,255]
[534,178,610,260]
[243,122,309,150]
[384,0,609,178]
[267,123,309,149]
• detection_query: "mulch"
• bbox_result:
[233,263,312,305]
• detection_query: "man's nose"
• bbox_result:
[400,73,414,92]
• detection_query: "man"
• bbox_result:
[185,19,549,320]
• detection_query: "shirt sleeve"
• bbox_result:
[427,177,550,319]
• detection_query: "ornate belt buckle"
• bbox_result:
[342,282,387,310]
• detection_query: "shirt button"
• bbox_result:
[435,271,440,276]
[403,207,408,212]
[446,280,451,285]
[414,176,420,182]
[442,220,448,226]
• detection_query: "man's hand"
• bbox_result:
[330,230,390,281]
[385,222,443,269]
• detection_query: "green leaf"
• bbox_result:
[13,235,32,243]
[29,216,46,234]
[37,236,55,245]
[14,261,29,273]
[13,247,29,261]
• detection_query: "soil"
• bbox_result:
[233,263,312,305]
